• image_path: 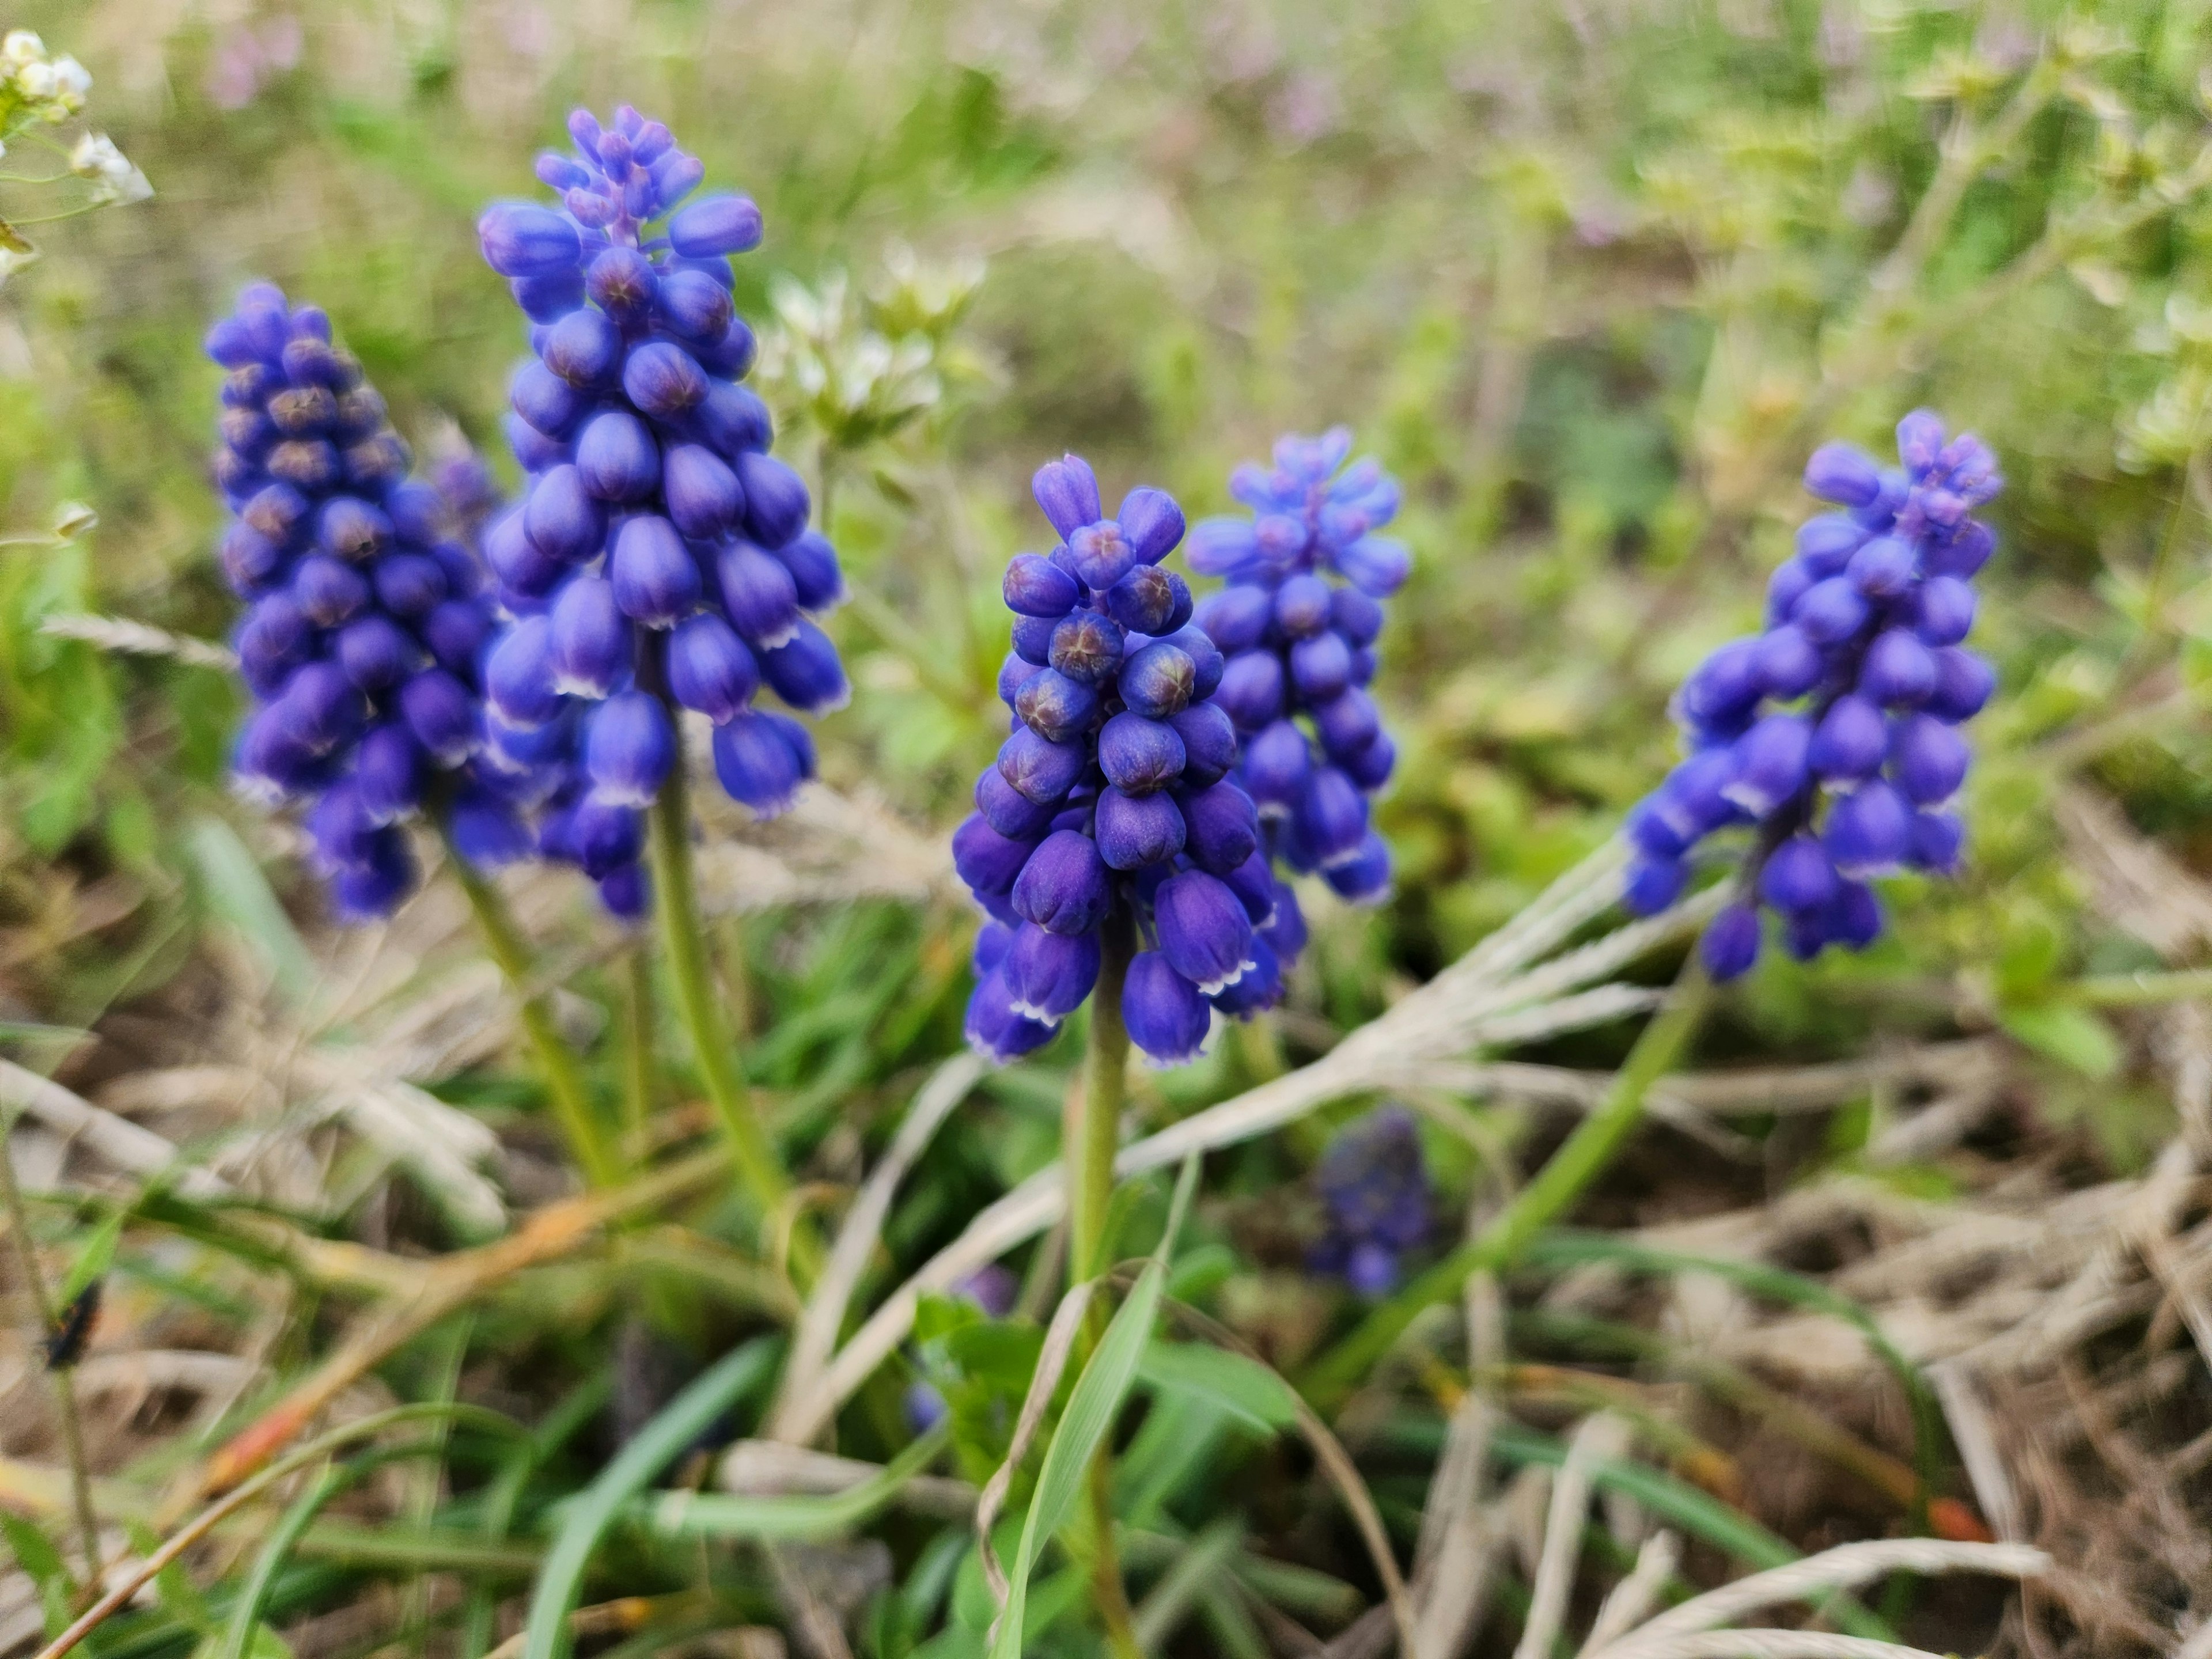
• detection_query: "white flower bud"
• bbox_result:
[1,31,46,68]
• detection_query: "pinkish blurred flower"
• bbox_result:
[1267,70,1340,147]
[206,16,302,111]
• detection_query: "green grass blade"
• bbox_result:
[641,1419,950,1539]
[521,1338,781,1659]
[184,815,315,999]
[987,1154,1200,1659]
[218,1463,346,1659]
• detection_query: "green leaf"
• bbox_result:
[521,1338,780,1659]
[2001,999,2124,1078]
[185,816,315,999]
[0,1513,65,1592]
[56,1204,127,1309]
[944,1321,1045,1392]
[641,1420,949,1540]
[1136,1342,1296,1436]
[987,1156,1200,1659]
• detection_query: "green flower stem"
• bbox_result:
[1303,959,1713,1413]
[645,748,814,1279]
[618,944,657,1164]
[447,846,620,1191]
[1069,907,1142,1659]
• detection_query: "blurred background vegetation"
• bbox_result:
[2,0,2212,1653]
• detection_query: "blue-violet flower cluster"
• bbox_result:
[1623,410,2002,979]
[1188,429,1407,904]
[1309,1105,1429,1297]
[209,283,526,918]
[474,105,847,912]
[958,456,1304,1066]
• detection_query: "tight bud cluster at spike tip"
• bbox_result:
[1187,428,1407,904]
[207,283,531,920]
[1308,1105,1429,1297]
[475,104,847,912]
[1623,410,2003,980]
[958,456,1305,1066]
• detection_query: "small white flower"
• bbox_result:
[1,31,45,69]
[15,60,56,100]
[70,133,150,206]
[48,55,89,106]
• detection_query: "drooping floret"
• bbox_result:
[1623,410,2002,979]
[475,104,847,913]
[1308,1105,1429,1297]
[957,456,1298,1066]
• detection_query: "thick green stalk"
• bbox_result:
[1068,909,1142,1659]
[1304,961,1713,1411]
[448,849,620,1190]
[644,747,796,1242]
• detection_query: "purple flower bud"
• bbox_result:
[1014,667,1101,744]
[335,615,421,691]
[1914,575,1975,647]
[1895,408,1945,472]
[1155,870,1255,994]
[654,444,743,542]
[1005,552,1080,619]
[503,414,571,476]
[1065,521,1136,589]
[1296,767,1369,868]
[1824,778,1912,876]
[1118,641,1196,720]
[1925,647,1994,722]
[1826,879,1883,950]
[1804,441,1882,508]
[571,797,645,878]
[1791,576,1869,645]
[1096,785,1186,869]
[1724,713,1812,814]
[657,268,736,342]
[1265,882,1308,960]
[965,972,1056,1062]
[1313,688,1382,760]
[1809,694,1885,781]
[309,782,382,870]
[1291,631,1354,702]
[998,652,1045,710]
[1116,487,1185,565]
[316,497,391,563]
[1186,517,1260,579]
[712,709,809,816]
[1338,535,1411,597]
[694,381,772,458]
[1033,454,1103,540]
[1923,520,1994,579]
[1274,574,1333,640]
[1012,829,1111,934]
[1161,626,1225,699]
[1859,628,1934,706]
[512,269,586,324]
[1212,934,1282,1017]
[1010,613,1056,666]
[524,464,607,565]
[1324,832,1393,903]
[599,862,651,919]
[1330,588,1384,649]
[998,727,1086,805]
[772,531,843,612]
[1752,624,1823,698]
[1795,513,1868,575]
[512,359,590,439]
[1222,850,1279,927]
[332,832,419,920]
[1168,700,1237,789]
[1888,713,1968,805]
[1759,834,1836,913]
[976,763,1058,837]
[1911,809,1964,873]
[609,514,702,628]
[759,619,849,714]
[478,203,582,278]
[1766,560,1814,628]
[667,612,759,723]
[487,615,563,727]
[1343,729,1396,791]
[353,724,425,824]
[1628,798,1690,861]
[1125,952,1211,1065]
[1701,903,1762,980]
[668,192,764,257]
[622,340,707,422]
[1099,711,1185,796]
[652,153,707,210]
[1179,779,1262,875]
[450,789,531,868]
[1001,923,1100,1024]
[586,246,657,324]
[717,540,802,647]
[221,524,284,594]
[424,600,491,680]
[236,595,312,695]
[1846,535,1916,597]
[1243,718,1311,812]
[1104,565,1190,635]
[293,555,371,627]
[1048,611,1126,685]
[1624,857,1686,915]
[374,553,449,619]
[954,812,1036,897]
[576,411,661,503]
[399,669,479,766]
[735,452,810,549]
[548,574,632,698]
[543,308,624,387]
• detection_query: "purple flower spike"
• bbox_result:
[1620,412,2003,974]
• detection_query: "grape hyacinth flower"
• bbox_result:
[1623,411,2002,979]
[1308,1105,1429,1297]
[207,283,527,918]
[1188,429,1407,907]
[958,456,1302,1065]
[475,104,847,912]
